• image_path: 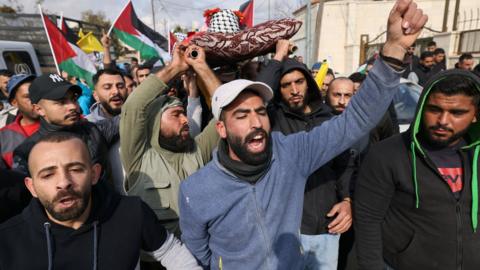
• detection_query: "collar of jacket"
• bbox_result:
[24,183,119,234]
[276,98,332,120]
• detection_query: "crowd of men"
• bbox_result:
[0,0,479,269]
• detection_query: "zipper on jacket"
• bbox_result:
[252,186,273,269]
[456,203,463,270]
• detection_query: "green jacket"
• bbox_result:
[120,75,219,232]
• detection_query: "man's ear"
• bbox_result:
[33,103,45,118]
[24,177,38,198]
[10,98,18,108]
[92,91,100,103]
[90,163,102,186]
[215,120,227,139]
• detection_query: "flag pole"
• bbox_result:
[108,0,131,36]
[38,5,60,74]
[58,12,63,29]
[252,0,255,26]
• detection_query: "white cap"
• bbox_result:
[211,79,274,120]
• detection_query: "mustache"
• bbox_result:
[109,95,125,103]
[64,111,79,120]
[179,124,189,133]
[429,124,453,133]
[245,128,268,142]
[53,189,82,203]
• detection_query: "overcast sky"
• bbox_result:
[0,0,301,36]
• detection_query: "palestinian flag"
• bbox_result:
[59,17,80,44]
[40,10,96,87]
[110,1,170,61]
[239,0,254,27]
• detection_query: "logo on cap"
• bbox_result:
[49,74,64,83]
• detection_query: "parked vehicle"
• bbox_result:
[0,40,42,75]
[394,78,422,132]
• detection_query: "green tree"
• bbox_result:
[0,5,16,14]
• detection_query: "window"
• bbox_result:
[2,51,36,75]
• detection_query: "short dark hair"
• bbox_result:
[427,41,437,47]
[459,53,473,63]
[348,72,366,83]
[92,69,124,86]
[123,73,134,82]
[430,74,480,107]
[28,132,92,171]
[0,69,13,77]
[136,65,151,76]
[131,57,138,63]
[326,68,335,77]
[433,48,445,55]
[420,51,434,60]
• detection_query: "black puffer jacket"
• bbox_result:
[258,58,353,234]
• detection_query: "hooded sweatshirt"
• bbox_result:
[354,69,480,270]
[120,75,219,234]
[86,103,126,194]
[179,58,402,270]
[0,182,200,270]
[258,58,352,235]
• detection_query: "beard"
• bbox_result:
[422,124,469,148]
[100,97,124,116]
[227,128,271,166]
[40,187,90,222]
[159,125,195,153]
[285,94,309,114]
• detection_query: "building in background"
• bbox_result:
[293,0,480,75]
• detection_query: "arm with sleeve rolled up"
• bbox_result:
[282,0,427,177]
[256,39,291,91]
[184,73,203,137]
[184,46,222,160]
[101,31,115,70]
[120,47,189,174]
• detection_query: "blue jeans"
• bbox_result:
[301,233,340,270]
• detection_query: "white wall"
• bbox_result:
[294,0,480,74]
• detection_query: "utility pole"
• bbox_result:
[442,0,450,32]
[452,0,461,31]
[305,0,312,67]
[268,0,271,20]
[151,0,156,31]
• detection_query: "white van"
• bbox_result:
[0,40,42,75]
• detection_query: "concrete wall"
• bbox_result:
[294,0,480,75]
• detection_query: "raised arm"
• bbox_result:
[281,0,427,176]
[256,39,291,91]
[184,46,221,160]
[120,46,189,174]
[101,30,114,70]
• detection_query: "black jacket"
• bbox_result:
[12,117,119,181]
[354,69,480,270]
[0,169,30,223]
[258,58,352,235]
[0,184,168,270]
[410,62,433,87]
